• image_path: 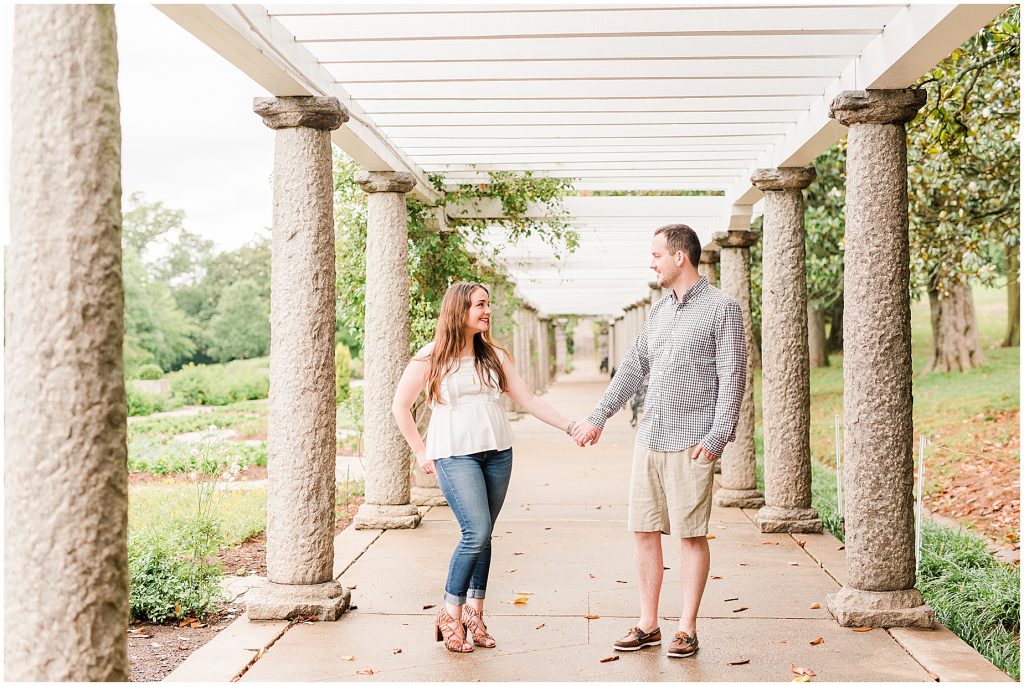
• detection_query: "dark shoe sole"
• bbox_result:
[613,641,662,652]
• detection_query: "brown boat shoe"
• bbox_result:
[613,625,662,651]
[667,630,699,658]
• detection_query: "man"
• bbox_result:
[572,224,746,659]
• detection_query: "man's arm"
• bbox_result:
[583,316,651,432]
[700,299,747,457]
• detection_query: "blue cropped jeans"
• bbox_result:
[434,447,513,606]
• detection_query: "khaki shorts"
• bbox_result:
[628,443,715,538]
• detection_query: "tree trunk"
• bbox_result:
[827,295,844,355]
[1003,244,1019,347]
[808,303,829,367]
[925,278,986,373]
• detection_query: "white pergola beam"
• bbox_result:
[376,111,805,126]
[362,96,820,114]
[453,195,726,219]
[156,4,440,202]
[726,3,1010,207]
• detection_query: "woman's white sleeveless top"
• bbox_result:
[421,343,515,461]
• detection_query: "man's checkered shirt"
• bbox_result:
[586,276,747,457]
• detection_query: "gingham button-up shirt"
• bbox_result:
[586,276,747,457]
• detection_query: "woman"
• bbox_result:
[392,282,578,653]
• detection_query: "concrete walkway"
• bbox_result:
[169,367,1009,682]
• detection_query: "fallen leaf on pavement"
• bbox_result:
[515,591,534,595]
[810,602,821,609]
[600,655,620,663]
[761,541,779,546]
[795,539,807,547]
[728,659,750,666]
[810,637,824,646]
[506,569,517,573]
[588,573,597,579]
[422,604,436,610]
[545,527,552,531]
[732,607,749,613]
[739,563,749,566]
[513,597,529,605]
[792,664,816,677]
[788,562,799,566]
[536,623,546,629]
[341,656,356,661]
[356,668,375,676]
[585,615,600,620]
[706,534,717,540]
[663,566,671,570]
[710,575,722,580]
[837,545,845,550]
[513,552,525,556]
[616,580,628,584]
[594,505,603,510]
[393,648,402,654]
[852,626,873,632]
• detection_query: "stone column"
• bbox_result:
[353,171,422,530]
[752,167,823,534]
[826,89,934,628]
[614,315,625,370]
[597,321,610,373]
[534,311,546,392]
[711,230,765,508]
[539,317,552,387]
[6,6,127,679]
[699,242,721,286]
[250,96,349,620]
[606,319,616,376]
[554,318,569,375]
[649,282,664,304]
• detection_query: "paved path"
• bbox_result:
[170,368,1008,682]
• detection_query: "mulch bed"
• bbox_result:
[129,465,268,488]
[923,409,1020,553]
[128,494,365,681]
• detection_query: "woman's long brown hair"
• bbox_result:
[422,282,510,405]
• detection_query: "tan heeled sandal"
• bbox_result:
[434,608,473,653]
[462,605,496,648]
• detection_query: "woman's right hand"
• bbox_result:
[415,448,435,475]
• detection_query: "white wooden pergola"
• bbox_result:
[159,3,1006,316]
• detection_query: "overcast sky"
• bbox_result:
[116,4,275,251]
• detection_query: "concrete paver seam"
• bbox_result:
[333,529,385,580]
[789,533,843,587]
[230,622,293,682]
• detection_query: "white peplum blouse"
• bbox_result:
[421,344,515,461]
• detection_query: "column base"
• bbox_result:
[353,502,421,530]
[755,505,823,533]
[247,579,348,621]
[827,586,935,628]
[411,486,447,507]
[713,487,765,509]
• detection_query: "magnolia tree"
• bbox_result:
[908,6,1020,372]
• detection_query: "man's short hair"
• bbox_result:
[654,224,701,268]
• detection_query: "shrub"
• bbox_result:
[127,386,167,417]
[336,344,352,402]
[168,360,269,407]
[128,435,267,475]
[136,364,165,381]
[129,524,224,623]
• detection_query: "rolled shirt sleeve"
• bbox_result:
[700,300,747,457]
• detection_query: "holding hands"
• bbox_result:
[567,419,602,447]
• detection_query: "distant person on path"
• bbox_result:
[392,281,578,653]
[572,224,747,659]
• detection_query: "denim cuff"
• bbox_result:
[467,588,486,600]
[444,591,466,606]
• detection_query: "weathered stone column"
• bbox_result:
[597,321,610,372]
[533,310,546,392]
[752,167,823,534]
[699,242,721,285]
[539,317,553,387]
[554,318,569,375]
[353,171,423,530]
[6,6,128,679]
[711,229,764,508]
[826,89,934,628]
[250,96,349,620]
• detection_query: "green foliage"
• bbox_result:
[803,142,847,312]
[123,191,214,285]
[206,279,271,362]
[908,6,1020,299]
[136,364,164,381]
[128,435,267,475]
[334,152,576,354]
[167,359,269,406]
[337,385,364,434]
[127,386,169,417]
[335,344,352,402]
[129,527,223,623]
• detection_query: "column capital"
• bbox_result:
[712,229,760,249]
[751,167,816,192]
[354,170,416,194]
[700,242,721,264]
[828,88,927,127]
[253,96,347,130]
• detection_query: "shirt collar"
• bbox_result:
[670,276,709,307]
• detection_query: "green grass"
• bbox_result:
[129,484,267,547]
